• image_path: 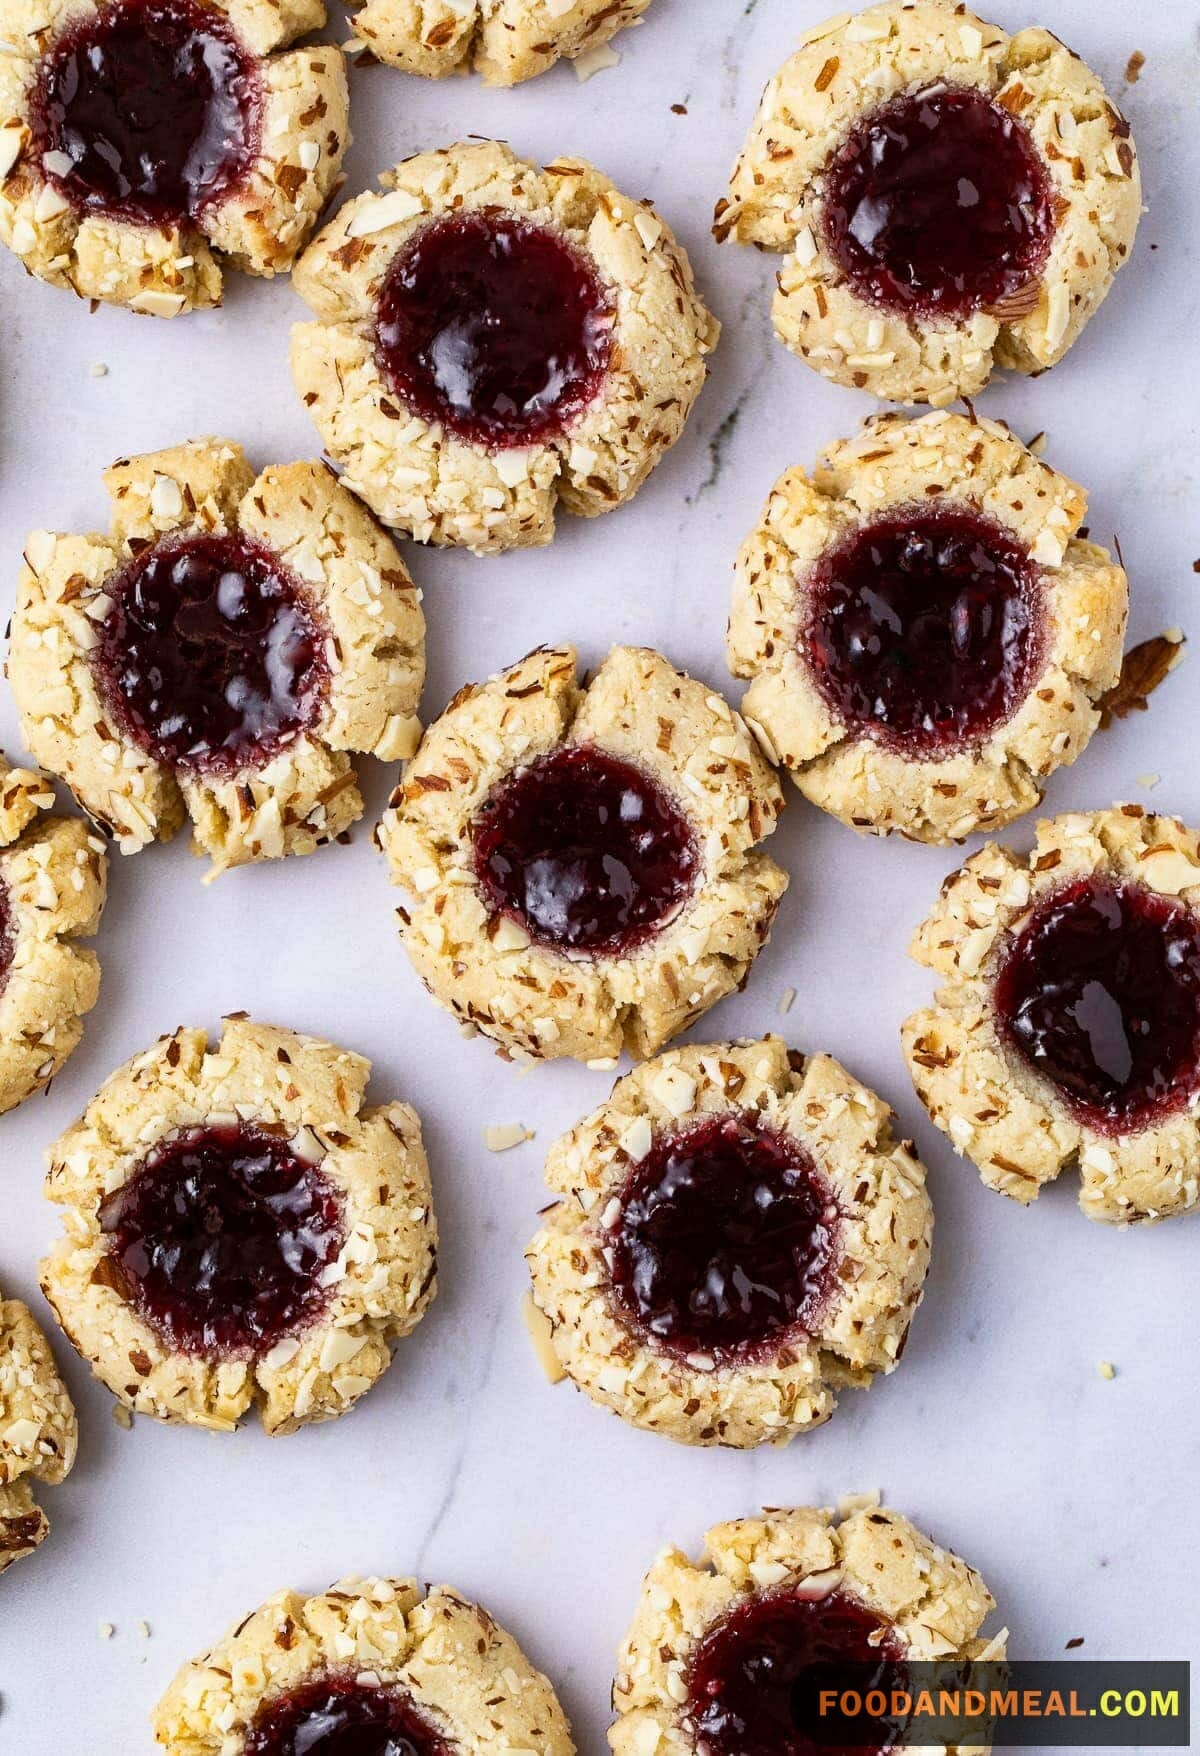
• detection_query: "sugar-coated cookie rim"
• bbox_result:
[903,806,1200,1224]
[11,438,426,876]
[379,643,788,1064]
[526,1035,933,1448]
[152,1575,576,1753]
[348,0,652,87]
[290,141,719,555]
[0,0,349,314]
[0,1294,78,1575]
[716,0,1141,405]
[39,1015,438,1434]
[730,411,1128,844]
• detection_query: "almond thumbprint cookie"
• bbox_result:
[290,141,718,554]
[379,646,788,1064]
[0,1293,77,1576]
[611,1505,1002,1756]
[0,0,348,314]
[526,1037,931,1447]
[0,756,106,1112]
[153,1577,576,1754]
[39,1018,437,1433]
[904,808,1200,1226]
[715,0,1140,406]
[730,412,1128,843]
[349,0,651,86]
[11,440,425,877]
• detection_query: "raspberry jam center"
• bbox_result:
[995,876,1200,1136]
[92,531,328,775]
[608,1114,839,1361]
[687,1587,902,1756]
[98,1124,344,1356]
[471,745,699,957]
[245,1677,451,1756]
[374,211,614,449]
[821,86,1055,319]
[30,0,260,227]
[803,507,1043,755]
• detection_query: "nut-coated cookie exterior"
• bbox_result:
[526,1037,932,1447]
[40,1017,438,1433]
[0,755,106,1113]
[11,440,425,877]
[903,808,1200,1225]
[611,1504,999,1755]
[729,412,1127,843]
[0,1296,77,1575]
[380,645,788,1064]
[716,0,1140,405]
[153,1575,576,1753]
[0,0,348,315]
[291,141,718,554]
[350,0,651,85]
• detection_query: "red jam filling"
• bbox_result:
[686,1587,902,1756]
[97,1123,344,1356]
[471,744,699,957]
[994,876,1200,1136]
[802,506,1044,755]
[374,211,614,449]
[30,0,261,227]
[244,1677,452,1756]
[820,86,1055,319]
[608,1114,839,1361]
[91,531,328,775]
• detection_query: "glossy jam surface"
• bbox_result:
[245,1677,452,1756]
[375,211,614,449]
[30,0,260,227]
[995,877,1200,1135]
[98,1124,344,1356]
[92,532,328,775]
[687,1587,901,1756]
[471,745,699,957]
[821,86,1054,318]
[608,1114,839,1361]
[803,506,1043,755]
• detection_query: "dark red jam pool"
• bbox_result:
[686,1587,902,1756]
[471,744,699,957]
[994,876,1200,1136]
[608,1114,839,1361]
[30,0,261,227]
[97,1123,344,1356]
[802,506,1044,755]
[91,531,328,775]
[245,1677,452,1756]
[820,85,1055,319]
[374,211,614,449]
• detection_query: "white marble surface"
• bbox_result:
[1,1,1199,1749]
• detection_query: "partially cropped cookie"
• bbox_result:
[380,646,788,1064]
[40,1017,437,1434]
[1,1295,77,1576]
[291,141,718,554]
[0,0,348,315]
[716,0,1140,405]
[730,412,1127,843]
[611,1504,1000,1756]
[11,440,425,877]
[904,808,1200,1226]
[527,1037,931,1448]
[154,1575,575,1753]
[0,756,106,1112]
[350,0,650,85]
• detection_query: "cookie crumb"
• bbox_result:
[1136,772,1160,790]
[1097,632,1186,729]
[111,1401,133,1430]
[671,103,688,115]
[89,362,108,379]
[1097,1359,1116,1380]
[1124,50,1145,83]
[138,1620,151,1638]
[1027,430,1047,456]
[1066,1636,1085,1649]
[573,43,620,81]
[484,1123,534,1153]
[522,1292,566,1384]
[778,987,796,1015]
[99,1623,115,1639]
